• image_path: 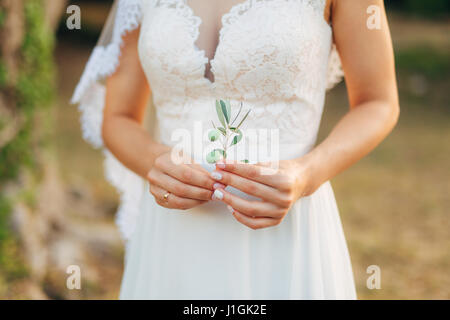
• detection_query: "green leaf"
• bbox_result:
[236,109,251,130]
[214,149,226,157]
[241,159,250,164]
[213,149,227,160]
[206,152,217,164]
[230,102,243,126]
[219,99,229,124]
[206,149,226,164]
[218,127,227,136]
[224,100,232,123]
[230,129,243,146]
[215,100,226,127]
[208,129,220,142]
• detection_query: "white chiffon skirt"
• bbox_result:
[119,178,356,300]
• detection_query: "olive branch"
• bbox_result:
[206,99,251,164]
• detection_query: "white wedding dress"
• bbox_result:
[73,0,356,299]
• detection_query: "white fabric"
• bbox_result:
[73,0,354,299]
[71,0,144,240]
[121,181,355,299]
[72,0,344,241]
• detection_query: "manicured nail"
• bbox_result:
[213,183,225,189]
[211,171,223,181]
[227,205,234,214]
[216,162,226,169]
[212,189,224,200]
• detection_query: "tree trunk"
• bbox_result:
[44,0,68,31]
[0,0,66,147]
[0,0,24,147]
[1,0,70,299]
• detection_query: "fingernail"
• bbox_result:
[211,171,223,181]
[227,205,234,213]
[212,189,224,200]
[213,183,225,189]
[217,163,225,169]
[216,161,225,169]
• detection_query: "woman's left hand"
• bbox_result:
[210,160,312,230]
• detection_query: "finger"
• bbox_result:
[150,184,206,210]
[229,207,281,230]
[210,170,290,207]
[160,162,217,190]
[212,188,283,219]
[215,161,281,187]
[148,169,213,201]
[190,163,211,174]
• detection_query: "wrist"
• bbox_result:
[147,143,171,169]
[293,150,324,197]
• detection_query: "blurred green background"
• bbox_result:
[0,0,449,299]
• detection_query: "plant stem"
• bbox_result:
[223,126,229,159]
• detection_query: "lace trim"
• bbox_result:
[220,0,254,38]
[72,0,142,108]
[155,0,201,40]
[71,0,143,241]
[177,0,343,90]
[104,150,146,241]
[223,0,343,91]
[77,81,107,148]
[221,0,327,39]
[326,44,344,90]
[76,83,147,240]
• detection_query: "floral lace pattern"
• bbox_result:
[71,0,144,240]
[139,0,335,154]
[140,0,337,104]
[72,0,344,241]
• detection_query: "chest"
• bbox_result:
[138,0,333,102]
[185,0,247,58]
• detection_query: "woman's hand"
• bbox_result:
[208,0,400,228]
[148,151,223,210]
[210,160,312,229]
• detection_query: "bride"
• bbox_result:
[73,0,399,299]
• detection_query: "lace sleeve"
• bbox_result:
[325,0,344,90]
[326,43,344,90]
[71,0,145,241]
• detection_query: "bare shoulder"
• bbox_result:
[331,0,398,106]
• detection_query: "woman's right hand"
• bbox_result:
[147,151,222,210]
[102,28,222,211]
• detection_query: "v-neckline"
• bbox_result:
[183,0,252,86]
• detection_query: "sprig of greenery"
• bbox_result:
[206,99,251,164]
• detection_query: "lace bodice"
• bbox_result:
[139,0,336,160]
[72,0,344,240]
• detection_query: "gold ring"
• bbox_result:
[163,192,170,202]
